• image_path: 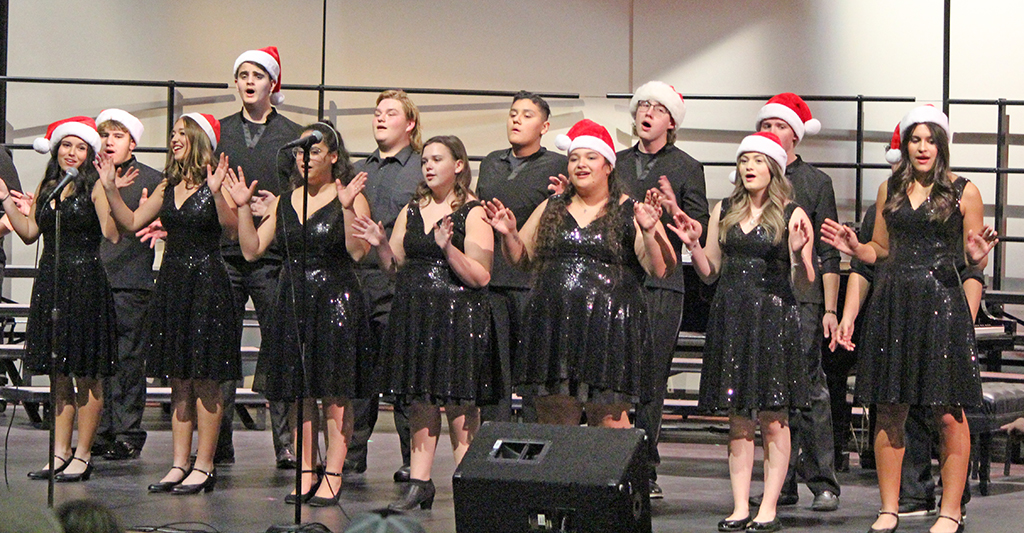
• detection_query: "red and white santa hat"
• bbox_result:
[885,123,902,165]
[756,92,821,141]
[95,108,144,144]
[629,81,686,130]
[885,105,953,165]
[729,132,789,183]
[233,46,284,105]
[33,116,102,154]
[180,113,221,150]
[555,119,617,166]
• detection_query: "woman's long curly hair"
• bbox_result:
[37,139,99,220]
[164,116,213,188]
[719,155,793,245]
[535,155,630,260]
[288,120,355,190]
[884,122,957,222]
[412,135,474,210]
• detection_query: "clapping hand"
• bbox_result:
[336,172,367,209]
[966,224,998,266]
[483,199,517,235]
[547,174,568,196]
[224,167,257,208]
[634,201,660,232]
[643,189,665,220]
[205,153,230,194]
[666,210,702,248]
[9,190,34,216]
[352,214,387,246]
[434,215,454,250]
[820,218,860,256]
[114,165,140,189]
[656,176,683,216]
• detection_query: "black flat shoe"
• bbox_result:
[148,466,189,493]
[388,478,434,511]
[869,510,899,533]
[284,470,321,504]
[746,518,781,532]
[935,514,964,533]
[53,457,92,482]
[27,455,71,480]
[307,471,342,507]
[718,515,751,532]
[171,468,215,495]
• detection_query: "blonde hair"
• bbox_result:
[719,156,793,245]
[377,89,422,153]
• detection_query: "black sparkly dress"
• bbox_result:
[856,176,982,407]
[698,201,809,413]
[25,187,117,377]
[381,200,496,406]
[144,183,240,380]
[516,198,651,403]
[254,196,375,401]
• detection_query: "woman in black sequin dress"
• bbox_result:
[353,135,494,511]
[823,107,996,533]
[101,113,239,495]
[485,119,674,428]
[2,117,120,482]
[671,132,816,532]
[226,121,374,506]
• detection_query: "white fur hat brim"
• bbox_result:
[756,102,822,140]
[630,81,686,130]
[96,108,144,144]
[556,133,616,167]
[899,106,953,144]
[35,122,102,155]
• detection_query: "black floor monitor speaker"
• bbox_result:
[452,422,650,533]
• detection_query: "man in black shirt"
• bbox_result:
[615,81,709,499]
[346,90,424,482]
[475,91,567,424]
[216,46,302,468]
[754,92,841,511]
[92,109,164,460]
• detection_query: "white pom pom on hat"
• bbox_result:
[629,81,687,130]
[756,92,821,140]
[234,46,284,105]
[34,116,102,155]
[885,123,902,165]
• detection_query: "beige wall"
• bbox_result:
[4,0,1024,297]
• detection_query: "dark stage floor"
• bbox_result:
[2,406,1024,533]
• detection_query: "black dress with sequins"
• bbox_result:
[698,201,809,413]
[25,187,117,376]
[516,197,651,403]
[856,176,982,407]
[143,183,240,380]
[380,200,496,405]
[254,196,375,401]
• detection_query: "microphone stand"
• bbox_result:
[46,191,64,508]
[292,147,311,525]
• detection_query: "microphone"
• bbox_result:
[45,167,79,205]
[281,130,324,152]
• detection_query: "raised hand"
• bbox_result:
[9,190,34,216]
[114,165,140,189]
[352,214,386,246]
[483,199,517,235]
[643,189,665,220]
[250,190,275,218]
[95,154,118,192]
[666,210,702,248]
[790,216,812,252]
[657,176,682,216]
[337,172,368,209]
[966,224,998,266]
[433,215,454,250]
[225,168,257,208]
[206,153,230,194]
[547,174,569,195]
[820,218,860,256]
[634,200,660,232]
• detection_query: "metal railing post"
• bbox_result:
[994,99,1009,290]
[855,95,865,222]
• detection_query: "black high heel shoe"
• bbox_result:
[388,478,435,511]
[307,471,342,507]
[148,466,189,493]
[868,510,899,533]
[54,457,93,482]
[27,455,71,480]
[935,514,964,533]
[284,470,322,504]
[171,468,215,495]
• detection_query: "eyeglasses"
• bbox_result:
[637,100,670,116]
[292,147,326,158]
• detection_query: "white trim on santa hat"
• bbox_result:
[899,106,953,144]
[96,109,144,144]
[630,81,686,130]
[756,102,822,141]
[33,120,101,155]
[181,113,218,150]
[729,133,788,183]
[555,134,617,167]
[234,48,284,105]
